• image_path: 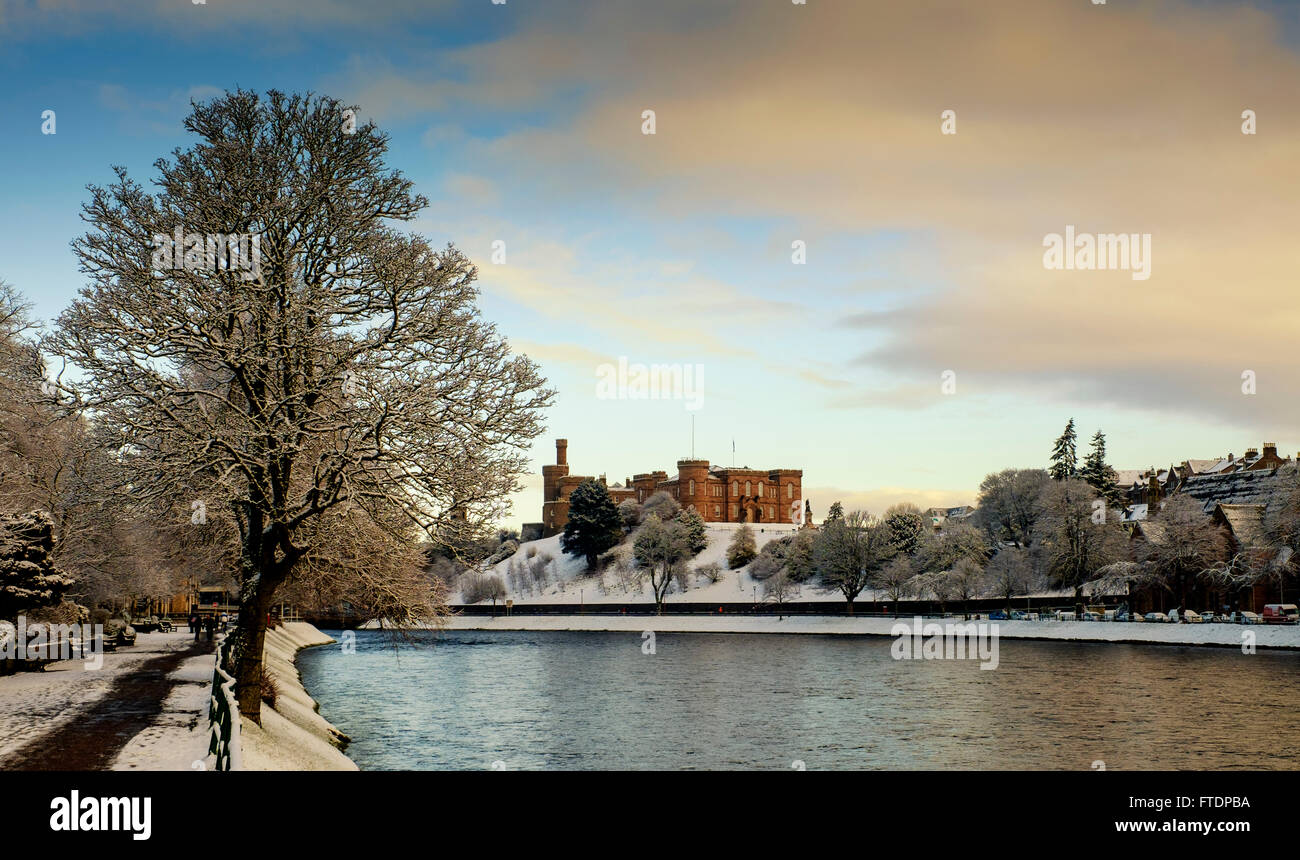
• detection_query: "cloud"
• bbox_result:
[394,0,1300,428]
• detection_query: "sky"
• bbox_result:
[1,0,1299,529]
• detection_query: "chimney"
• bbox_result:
[1264,442,1278,458]
[556,438,568,466]
[1228,453,1234,463]
[1245,447,1259,459]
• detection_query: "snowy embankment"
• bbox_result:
[459,524,807,606]
[239,622,357,771]
[443,614,1300,649]
[456,523,1083,607]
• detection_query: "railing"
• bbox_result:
[207,636,243,771]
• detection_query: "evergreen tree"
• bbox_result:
[726,524,757,569]
[825,501,845,524]
[678,507,708,555]
[560,479,623,572]
[883,503,926,556]
[0,512,75,623]
[1049,418,1078,481]
[1081,430,1125,508]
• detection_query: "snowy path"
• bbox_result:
[0,630,215,770]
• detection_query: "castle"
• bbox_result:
[531,439,804,537]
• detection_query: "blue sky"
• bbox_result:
[2,0,1299,528]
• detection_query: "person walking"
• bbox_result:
[203,614,216,642]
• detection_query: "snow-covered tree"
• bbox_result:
[678,507,708,555]
[872,554,916,616]
[561,479,623,573]
[641,490,681,522]
[47,90,553,721]
[883,502,926,556]
[1032,478,1126,614]
[975,468,1049,548]
[633,514,690,614]
[0,511,75,623]
[814,510,894,614]
[986,547,1033,614]
[1049,418,1078,481]
[726,524,757,569]
[1080,430,1125,509]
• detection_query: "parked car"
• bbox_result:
[1262,604,1299,624]
[1144,612,1169,623]
[1080,610,1102,621]
[1233,611,1262,624]
[988,611,1008,620]
[1180,609,1204,623]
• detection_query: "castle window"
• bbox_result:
[714,505,720,517]
[758,482,765,497]
[787,483,793,499]
[729,504,737,519]
[689,479,695,496]
[732,481,738,495]
[745,480,752,496]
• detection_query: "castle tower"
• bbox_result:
[676,458,711,518]
[540,439,571,536]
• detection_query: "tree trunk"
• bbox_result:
[232,588,271,724]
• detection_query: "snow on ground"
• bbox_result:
[240,621,356,771]
[443,614,1300,649]
[458,523,818,605]
[455,523,1092,608]
[110,646,216,771]
[0,629,198,762]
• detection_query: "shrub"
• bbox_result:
[726,525,757,569]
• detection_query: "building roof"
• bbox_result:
[1178,466,1294,516]
[1215,503,1266,547]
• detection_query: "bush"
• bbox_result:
[261,669,279,708]
[642,490,681,522]
[460,573,507,604]
[696,561,723,583]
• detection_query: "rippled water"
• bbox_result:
[296,629,1300,770]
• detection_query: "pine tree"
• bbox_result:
[726,524,757,569]
[0,512,75,623]
[1081,430,1125,509]
[825,501,845,523]
[678,507,708,555]
[1049,418,1078,481]
[560,479,623,572]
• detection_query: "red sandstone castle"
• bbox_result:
[535,439,803,537]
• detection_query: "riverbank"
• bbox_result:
[239,622,357,770]
[442,614,1300,649]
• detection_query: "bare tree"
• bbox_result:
[633,513,690,614]
[814,510,894,614]
[46,90,553,721]
[985,547,1033,615]
[871,554,915,617]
